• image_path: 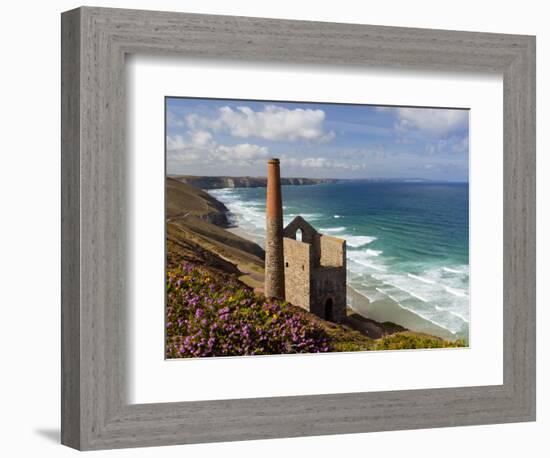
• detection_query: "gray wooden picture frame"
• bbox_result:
[61,6,536,451]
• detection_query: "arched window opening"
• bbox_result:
[296,228,303,242]
[324,298,334,321]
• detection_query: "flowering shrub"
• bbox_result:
[166,262,331,358]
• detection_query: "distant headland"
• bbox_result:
[168,175,339,190]
[167,175,459,190]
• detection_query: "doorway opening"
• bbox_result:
[324,297,334,321]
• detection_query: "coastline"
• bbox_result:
[166,177,465,352]
[347,287,457,341]
[227,225,266,248]
[216,189,462,342]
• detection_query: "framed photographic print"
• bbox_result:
[164,97,471,358]
[61,6,536,450]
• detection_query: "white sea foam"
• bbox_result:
[346,235,377,247]
[444,286,468,298]
[448,310,469,323]
[348,250,387,272]
[380,280,429,303]
[355,285,386,303]
[394,302,457,331]
[365,249,382,257]
[407,273,436,285]
[348,248,383,259]
[443,266,464,274]
[403,289,428,303]
[209,189,266,237]
[319,227,346,233]
[286,213,322,220]
[370,265,470,331]
[334,215,342,218]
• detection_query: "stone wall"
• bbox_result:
[283,238,312,311]
[283,216,321,266]
[281,215,347,323]
[319,234,346,268]
[310,266,347,323]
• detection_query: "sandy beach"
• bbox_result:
[347,287,457,341]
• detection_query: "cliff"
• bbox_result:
[169,175,338,190]
[166,177,231,227]
[166,177,265,290]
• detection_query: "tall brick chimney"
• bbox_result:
[264,158,285,299]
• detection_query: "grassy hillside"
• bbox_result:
[166,177,230,226]
[166,178,265,290]
[166,259,465,358]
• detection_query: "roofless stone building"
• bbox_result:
[264,159,347,323]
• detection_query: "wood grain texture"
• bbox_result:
[60,7,81,450]
[61,6,536,450]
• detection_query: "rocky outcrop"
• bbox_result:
[170,175,338,190]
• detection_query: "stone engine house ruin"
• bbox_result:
[264,158,347,323]
[283,217,347,322]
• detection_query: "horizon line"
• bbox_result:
[166,173,469,183]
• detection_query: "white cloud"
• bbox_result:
[425,135,469,155]
[189,130,214,147]
[166,134,186,151]
[166,110,185,128]
[186,105,334,142]
[396,108,468,135]
[452,136,469,153]
[282,155,367,172]
[218,143,270,161]
[166,130,269,168]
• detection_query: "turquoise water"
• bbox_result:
[210,181,469,339]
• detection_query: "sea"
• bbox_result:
[209,181,469,340]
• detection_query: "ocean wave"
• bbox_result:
[334,215,342,218]
[368,266,470,332]
[393,301,460,332]
[376,283,420,304]
[365,249,382,257]
[382,281,429,303]
[444,286,468,298]
[286,212,322,220]
[211,190,266,236]
[353,285,386,303]
[348,250,387,272]
[443,266,466,274]
[435,306,469,324]
[368,287,466,334]
[319,226,346,233]
[407,273,436,285]
[346,235,377,248]
[347,248,382,259]
[375,288,400,303]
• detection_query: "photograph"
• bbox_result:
[164,97,470,358]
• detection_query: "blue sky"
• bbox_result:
[166,97,469,181]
